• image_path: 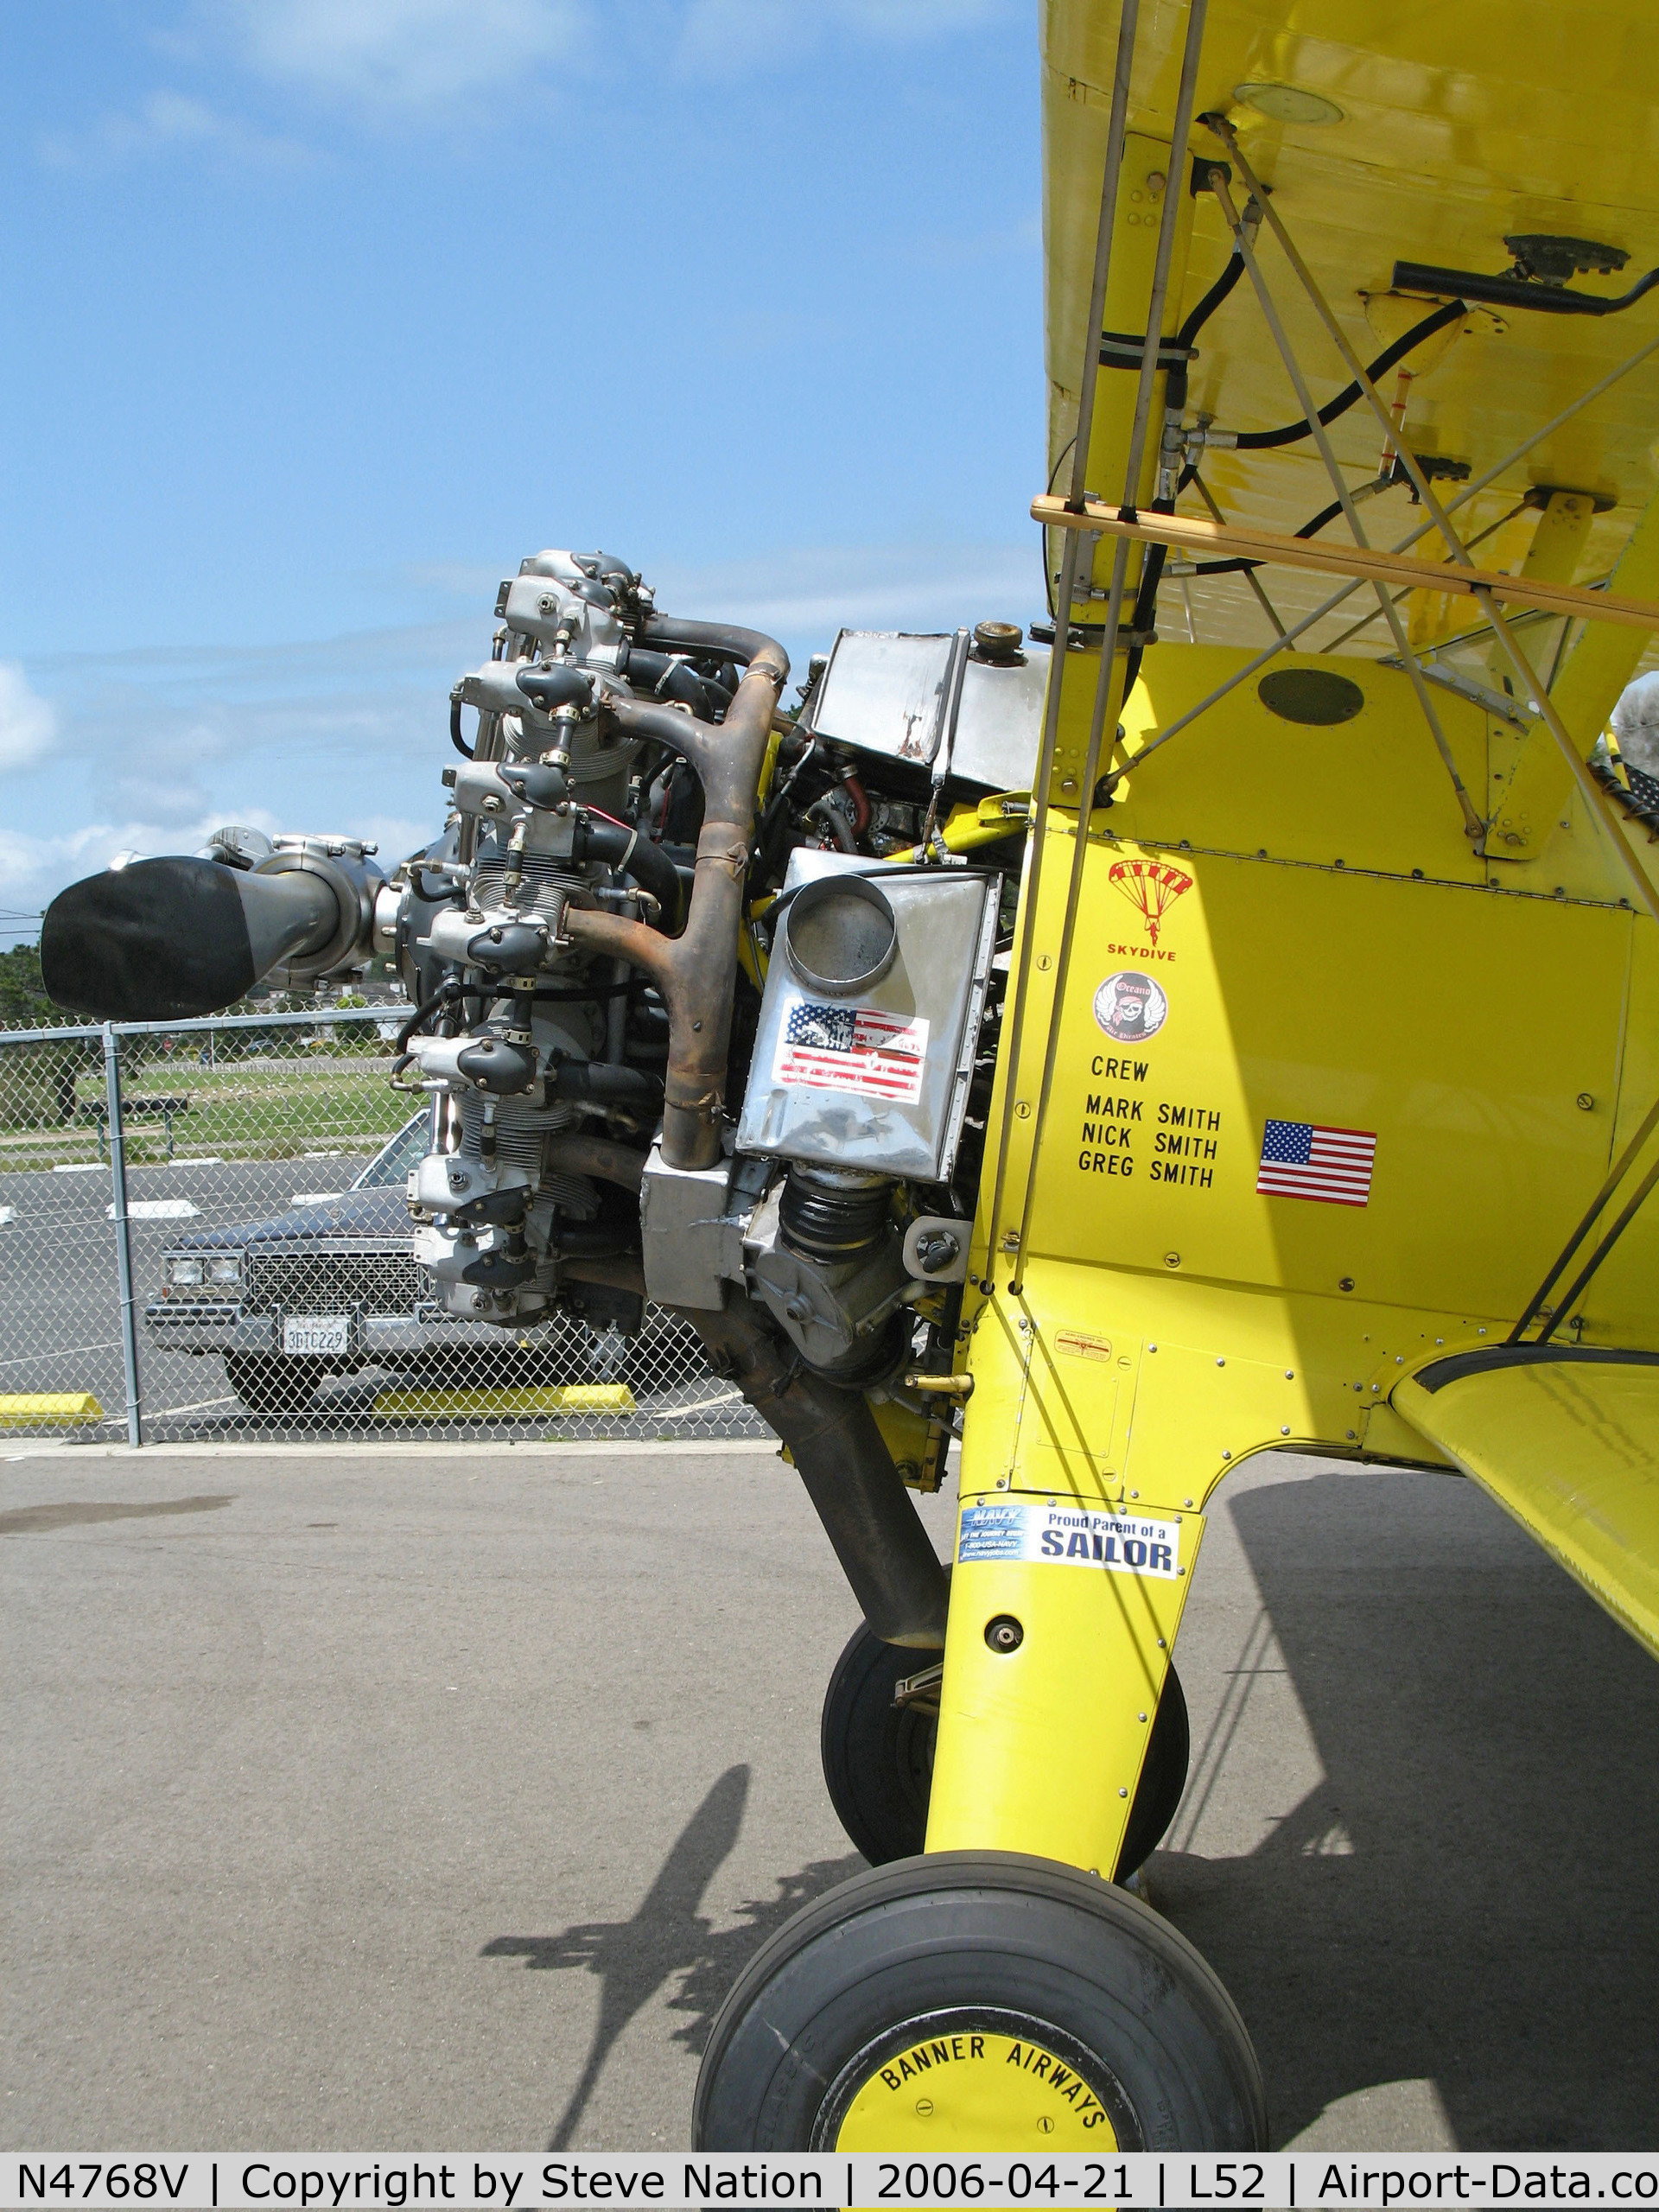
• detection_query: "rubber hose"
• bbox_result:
[543,1057,664,1108]
[806,796,858,852]
[543,1134,650,1192]
[1177,245,1245,349]
[574,817,685,932]
[1194,486,1376,576]
[641,613,787,671]
[548,1223,638,1258]
[394,978,460,1054]
[1391,260,1659,319]
[624,647,734,721]
[1235,297,1466,449]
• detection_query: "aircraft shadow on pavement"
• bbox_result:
[1151,1468,1659,2152]
[481,1762,861,2151]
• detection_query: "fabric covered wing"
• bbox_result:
[1395,1351,1659,1662]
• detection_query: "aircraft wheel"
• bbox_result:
[694,1850,1265,2151]
[1120,1661,1190,1875]
[820,1619,939,1865]
[822,1622,1190,1878]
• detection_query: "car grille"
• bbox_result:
[244,1244,426,1315]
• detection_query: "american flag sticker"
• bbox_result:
[1256,1117,1377,1207]
[774,999,930,1103]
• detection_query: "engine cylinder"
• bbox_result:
[458,1089,579,1175]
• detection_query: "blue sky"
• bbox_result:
[0,1,1044,941]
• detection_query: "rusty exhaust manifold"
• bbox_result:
[566,621,949,1648]
[563,627,788,1171]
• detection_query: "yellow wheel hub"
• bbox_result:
[833,2027,1122,2150]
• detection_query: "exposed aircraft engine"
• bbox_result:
[41,549,1043,1644]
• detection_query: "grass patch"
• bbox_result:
[0,1052,415,1170]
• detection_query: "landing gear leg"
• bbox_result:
[821,1620,1190,1877]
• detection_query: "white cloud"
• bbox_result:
[0,806,439,931]
[649,537,1043,652]
[13,616,484,919]
[0,810,438,951]
[0,664,58,772]
[38,0,1010,167]
[0,814,262,925]
[39,89,310,173]
[212,0,587,110]
[11,541,1041,918]
[354,813,446,867]
[108,770,219,825]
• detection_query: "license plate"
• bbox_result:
[283,1315,351,1356]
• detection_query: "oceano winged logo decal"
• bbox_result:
[1107,858,1193,946]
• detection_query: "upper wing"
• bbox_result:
[1041,1,1659,654]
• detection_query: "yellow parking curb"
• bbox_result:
[0,1393,105,1427]
[371,1383,637,1419]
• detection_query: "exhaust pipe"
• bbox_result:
[562,618,790,1171]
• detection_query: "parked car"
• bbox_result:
[143,1112,606,1414]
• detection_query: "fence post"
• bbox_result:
[103,1022,143,1448]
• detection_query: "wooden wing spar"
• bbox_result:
[1031,495,1659,633]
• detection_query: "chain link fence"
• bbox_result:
[0,1010,760,1446]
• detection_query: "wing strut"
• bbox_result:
[1196,162,1489,839]
[1187,471,1287,638]
[977,0,1143,1291]
[1509,1093,1659,1344]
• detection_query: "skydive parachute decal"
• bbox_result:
[1107,858,1193,946]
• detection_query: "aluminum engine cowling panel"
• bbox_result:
[735,850,999,1182]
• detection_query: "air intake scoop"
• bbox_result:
[41,856,338,1021]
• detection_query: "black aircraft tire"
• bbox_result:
[1119,1661,1190,1876]
[820,1619,938,1866]
[225,1352,321,1417]
[693,1850,1267,2152]
[822,1622,1190,1878]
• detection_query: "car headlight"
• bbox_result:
[166,1258,205,1287]
[207,1255,243,1285]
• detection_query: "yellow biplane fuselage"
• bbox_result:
[930,0,1659,1883]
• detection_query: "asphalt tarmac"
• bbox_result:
[3,1439,1657,2153]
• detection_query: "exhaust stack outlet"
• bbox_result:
[41,853,360,1021]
